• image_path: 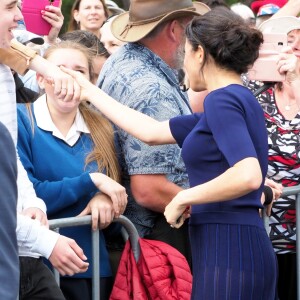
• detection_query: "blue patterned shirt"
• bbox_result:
[98,43,191,236]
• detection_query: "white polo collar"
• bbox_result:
[33,95,90,146]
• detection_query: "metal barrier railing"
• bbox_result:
[282,186,300,300]
[263,185,300,300]
[49,186,300,300]
[49,215,140,300]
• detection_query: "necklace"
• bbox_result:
[284,100,299,111]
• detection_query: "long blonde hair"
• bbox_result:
[37,41,120,182]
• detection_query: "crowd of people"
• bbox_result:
[0,0,300,299]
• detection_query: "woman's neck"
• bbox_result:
[275,83,299,120]
[205,67,242,92]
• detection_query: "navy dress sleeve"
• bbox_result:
[205,89,259,166]
[170,113,203,148]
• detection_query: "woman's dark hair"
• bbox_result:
[60,30,110,58]
[186,7,263,74]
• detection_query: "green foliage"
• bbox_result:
[61,0,74,33]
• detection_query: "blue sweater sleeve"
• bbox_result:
[17,105,98,215]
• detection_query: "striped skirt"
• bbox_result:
[190,223,277,300]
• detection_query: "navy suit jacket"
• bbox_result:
[0,121,19,300]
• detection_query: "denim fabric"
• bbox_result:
[98,43,191,236]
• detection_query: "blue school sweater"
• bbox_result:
[17,103,111,278]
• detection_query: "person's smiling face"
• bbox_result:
[74,0,106,34]
[0,0,23,48]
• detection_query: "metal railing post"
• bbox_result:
[279,186,300,300]
[48,215,140,300]
[49,216,100,300]
[92,229,100,300]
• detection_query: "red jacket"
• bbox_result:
[110,238,192,300]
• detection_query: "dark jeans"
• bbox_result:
[19,257,65,300]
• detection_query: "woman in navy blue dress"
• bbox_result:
[63,7,279,299]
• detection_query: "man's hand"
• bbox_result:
[49,236,89,276]
[78,193,115,230]
[22,207,49,227]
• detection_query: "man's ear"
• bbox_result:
[36,73,45,89]
[167,19,182,43]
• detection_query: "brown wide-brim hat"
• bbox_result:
[111,0,210,43]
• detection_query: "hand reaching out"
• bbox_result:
[78,193,115,230]
[59,65,98,102]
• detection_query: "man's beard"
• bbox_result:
[173,38,185,70]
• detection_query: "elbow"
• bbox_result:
[132,189,150,207]
[242,172,262,192]
[141,136,159,146]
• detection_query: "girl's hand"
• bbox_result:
[42,5,64,44]
[164,191,190,229]
[78,193,115,230]
[60,66,97,102]
[89,173,127,217]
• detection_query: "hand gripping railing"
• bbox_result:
[263,185,300,300]
[49,215,140,300]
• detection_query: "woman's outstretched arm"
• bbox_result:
[61,66,176,145]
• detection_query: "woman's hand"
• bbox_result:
[42,5,64,44]
[262,178,283,216]
[89,173,127,217]
[78,193,115,230]
[277,47,300,85]
[44,65,81,101]
[164,191,190,229]
[60,66,97,102]
[265,178,283,199]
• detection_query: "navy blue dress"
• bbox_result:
[170,84,277,300]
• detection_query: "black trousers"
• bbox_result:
[19,257,65,300]
[60,277,113,300]
[277,253,296,300]
[146,214,192,268]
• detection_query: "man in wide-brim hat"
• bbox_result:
[97,0,209,270]
[111,0,210,42]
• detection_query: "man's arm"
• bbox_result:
[131,174,183,213]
